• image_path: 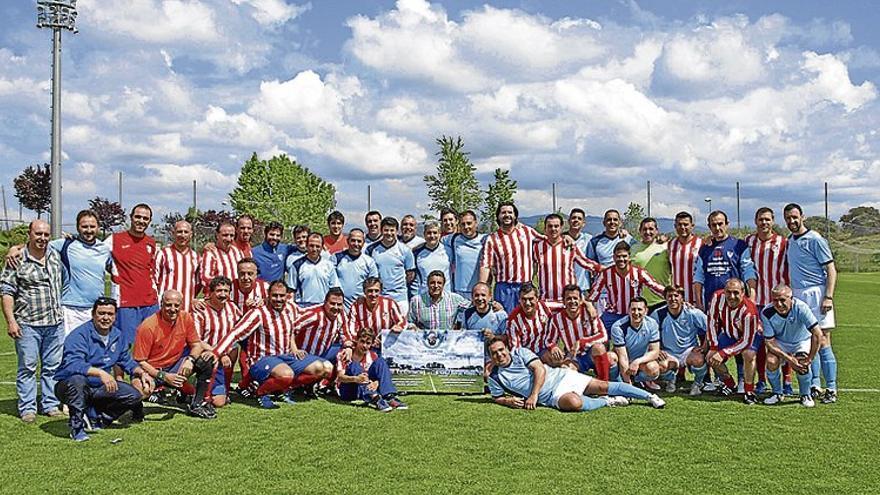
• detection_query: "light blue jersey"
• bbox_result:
[412,242,452,294]
[366,240,416,303]
[487,347,566,406]
[611,315,660,360]
[761,298,819,344]
[570,231,593,291]
[401,235,425,250]
[652,306,707,356]
[334,251,379,308]
[448,233,487,295]
[787,230,833,289]
[453,305,507,333]
[287,256,339,305]
[49,236,112,308]
[587,232,635,267]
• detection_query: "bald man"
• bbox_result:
[154,220,201,312]
[1,220,65,422]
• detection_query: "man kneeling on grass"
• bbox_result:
[336,328,407,412]
[487,336,665,412]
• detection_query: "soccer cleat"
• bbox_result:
[187,402,217,419]
[282,392,298,405]
[83,415,103,433]
[664,381,677,394]
[755,381,767,395]
[605,396,630,407]
[643,381,661,391]
[702,381,717,393]
[257,395,279,409]
[647,394,666,409]
[689,382,703,396]
[810,386,822,399]
[742,392,758,405]
[763,394,784,405]
[388,397,409,410]
[783,383,794,396]
[821,389,838,404]
[736,382,745,394]
[717,384,735,397]
[70,429,90,442]
[800,395,816,408]
[372,397,393,412]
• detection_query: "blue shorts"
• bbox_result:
[494,282,522,315]
[248,354,322,383]
[155,352,190,387]
[575,352,595,373]
[716,333,764,356]
[601,312,626,333]
[319,344,342,364]
[116,304,160,349]
[211,366,228,397]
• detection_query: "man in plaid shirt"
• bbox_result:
[407,271,467,330]
[1,220,65,423]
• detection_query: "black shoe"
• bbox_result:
[743,392,758,405]
[718,384,735,397]
[810,386,822,399]
[130,406,145,423]
[821,389,838,404]
[187,402,217,419]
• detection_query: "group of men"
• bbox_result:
[1,198,839,441]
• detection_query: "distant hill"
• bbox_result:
[517,214,707,235]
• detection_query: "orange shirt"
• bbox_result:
[323,234,348,254]
[132,312,200,369]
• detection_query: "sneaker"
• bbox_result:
[187,402,217,419]
[642,380,661,391]
[783,383,794,396]
[20,412,36,424]
[743,392,758,405]
[689,382,703,396]
[45,408,66,418]
[237,382,257,399]
[755,381,767,395]
[736,381,745,394]
[83,415,103,433]
[702,381,717,393]
[257,395,278,409]
[821,389,838,404]
[664,381,677,394]
[373,397,393,413]
[800,395,816,408]
[810,386,822,399]
[70,429,90,442]
[604,396,630,407]
[388,397,408,410]
[718,384,735,397]
[647,394,666,409]
[282,392,298,405]
[314,385,335,397]
[146,391,167,404]
[763,394,784,405]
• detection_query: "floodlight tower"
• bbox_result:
[37,0,78,237]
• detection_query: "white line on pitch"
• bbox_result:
[839,388,880,393]
[427,375,438,393]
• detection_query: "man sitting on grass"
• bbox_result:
[487,335,665,412]
[55,297,154,441]
[335,328,407,412]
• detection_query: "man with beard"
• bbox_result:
[251,221,291,283]
[193,276,242,408]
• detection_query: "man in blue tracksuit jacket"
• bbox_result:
[693,211,757,310]
[54,297,155,441]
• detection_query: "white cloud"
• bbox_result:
[231,0,311,26]
[80,0,219,43]
[143,163,239,190]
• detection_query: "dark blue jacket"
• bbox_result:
[251,240,291,282]
[56,320,138,386]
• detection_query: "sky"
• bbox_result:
[1,0,878,229]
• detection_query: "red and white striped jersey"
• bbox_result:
[480,224,541,284]
[294,305,351,356]
[154,245,200,312]
[335,349,377,389]
[215,304,298,368]
[200,245,244,288]
[668,236,703,305]
[348,295,405,342]
[506,302,556,352]
[706,289,761,358]
[533,240,600,302]
[232,280,269,312]
[233,239,252,258]
[587,265,665,315]
[546,305,607,353]
[193,301,242,348]
[745,233,788,306]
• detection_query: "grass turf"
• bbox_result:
[0,273,878,494]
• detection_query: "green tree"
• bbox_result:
[623,202,646,234]
[804,215,839,237]
[482,168,518,232]
[229,153,335,231]
[839,206,880,237]
[423,136,482,215]
[13,163,51,218]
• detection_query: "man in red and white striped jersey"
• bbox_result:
[533,213,600,303]
[154,220,200,312]
[294,287,354,363]
[348,277,406,349]
[587,241,664,331]
[231,258,269,311]
[706,278,763,405]
[214,281,332,409]
[506,283,559,363]
[546,285,614,381]
[233,215,254,258]
[668,211,703,305]
[200,222,244,289]
[193,276,242,407]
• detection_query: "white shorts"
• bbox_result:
[550,369,592,408]
[396,298,409,319]
[793,286,835,330]
[63,306,92,336]
[775,339,811,356]
[664,346,696,367]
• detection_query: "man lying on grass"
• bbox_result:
[487,336,666,412]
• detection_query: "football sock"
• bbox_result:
[767,368,783,395]
[581,396,607,411]
[607,381,650,400]
[690,364,708,384]
[180,382,195,396]
[256,376,294,396]
[756,346,767,382]
[735,354,744,380]
[722,376,736,389]
[292,373,320,388]
[810,355,822,389]
[594,353,610,381]
[819,346,838,390]
[796,366,812,397]
[744,382,755,394]
[782,363,792,385]
[224,367,233,394]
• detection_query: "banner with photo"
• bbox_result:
[381,329,485,394]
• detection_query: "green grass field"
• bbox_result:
[0,273,878,494]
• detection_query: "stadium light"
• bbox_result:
[37,0,78,237]
[704,197,712,214]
